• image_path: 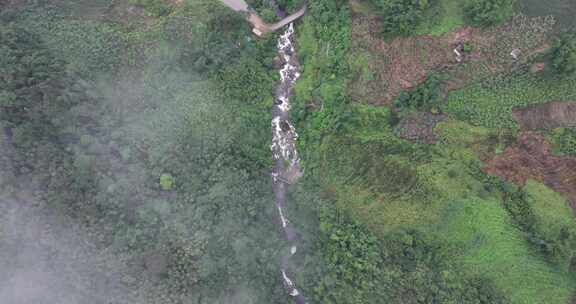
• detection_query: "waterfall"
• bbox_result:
[271,23,306,304]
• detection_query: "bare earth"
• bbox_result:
[220,0,249,12]
[484,132,576,213]
[513,101,576,130]
[349,14,554,105]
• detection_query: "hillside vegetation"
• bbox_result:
[293,0,576,303]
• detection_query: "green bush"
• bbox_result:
[465,0,515,27]
[0,21,73,137]
[394,73,444,112]
[159,173,174,190]
[552,32,576,75]
[463,41,474,52]
[216,56,274,103]
[372,0,431,36]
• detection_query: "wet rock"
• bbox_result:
[273,55,284,69]
[280,120,291,132]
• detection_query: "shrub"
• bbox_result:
[159,173,174,190]
[465,0,515,27]
[372,0,431,36]
[394,73,443,112]
[549,128,576,156]
[216,56,274,103]
[463,41,474,52]
[551,32,576,75]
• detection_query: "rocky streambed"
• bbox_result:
[270,23,306,304]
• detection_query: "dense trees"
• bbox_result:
[372,0,431,36]
[305,206,510,303]
[552,32,576,75]
[0,22,71,131]
[368,0,516,36]
[0,2,286,303]
[465,0,515,27]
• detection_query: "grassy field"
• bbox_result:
[436,197,575,304]
[525,180,574,230]
[415,0,465,36]
[314,107,576,302]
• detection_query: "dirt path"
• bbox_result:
[220,0,249,12]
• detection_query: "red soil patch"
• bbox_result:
[513,101,576,130]
[484,132,576,211]
[350,16,476,105]
[530,62,546,73]
[349,13,554,105]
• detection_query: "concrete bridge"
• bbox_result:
[220,0,306,36]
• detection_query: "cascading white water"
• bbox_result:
[270,23,306,303]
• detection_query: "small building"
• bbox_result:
[510,48,521,60]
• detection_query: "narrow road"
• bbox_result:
[219,0,306,36]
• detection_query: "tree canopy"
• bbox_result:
[465,0,515,27]
[372,0,431,36]
[552,32,576,75]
